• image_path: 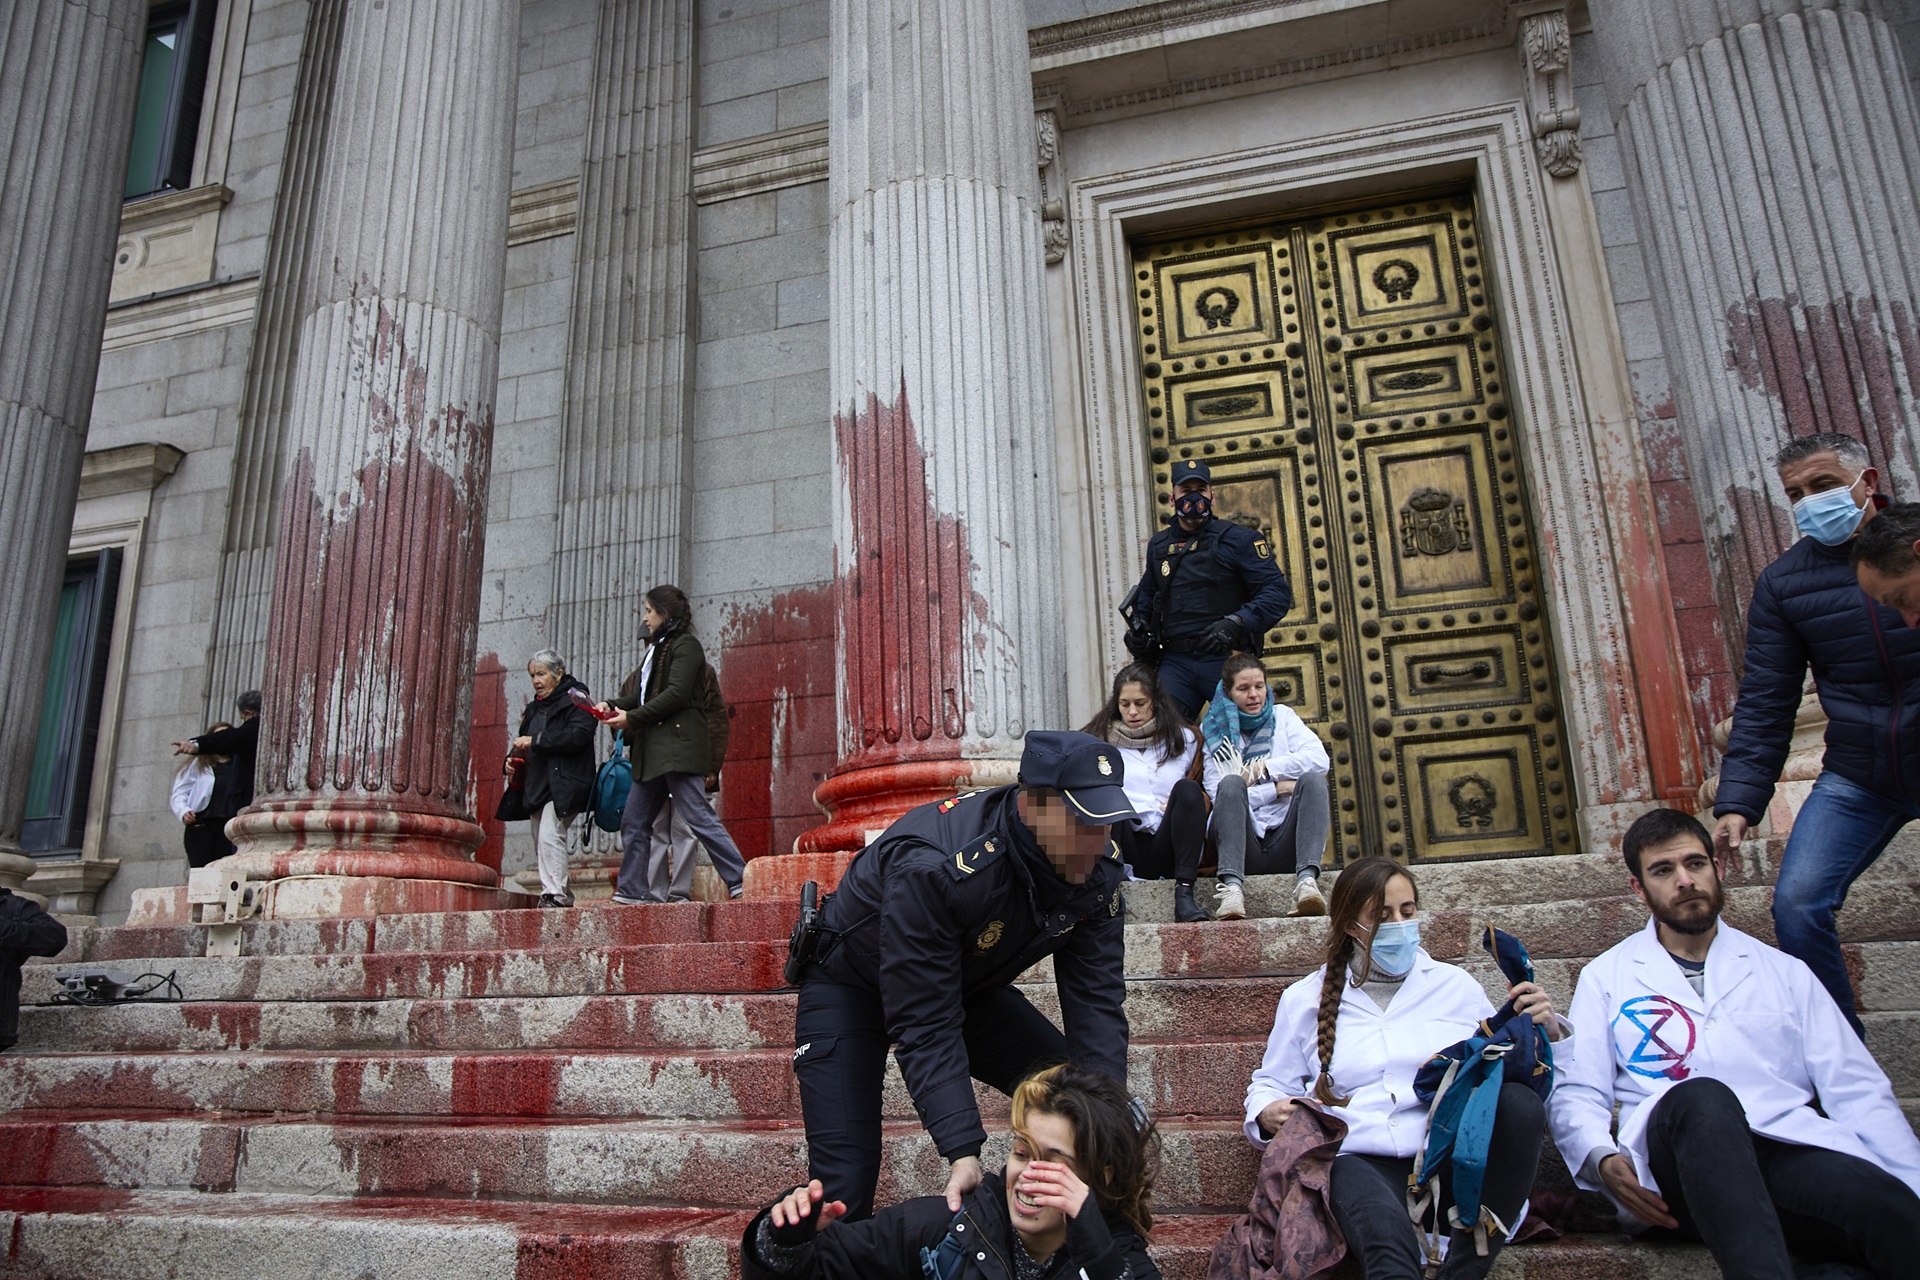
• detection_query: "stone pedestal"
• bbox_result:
[225,0,520,914]
[1591,0,1920,619]
[802,0,1064,851]
[0,3,143,867]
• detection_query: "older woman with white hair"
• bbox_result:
[509,648,598,907]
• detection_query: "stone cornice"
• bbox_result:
[79,443,185,501]
[692,124,828,204]
[118,182,233,231]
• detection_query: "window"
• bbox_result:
[23,551,123,854]
[124,0,218,199]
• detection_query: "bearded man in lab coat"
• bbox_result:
[1550,808,1920,1279]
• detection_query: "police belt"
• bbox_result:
[1160,633,1231,657]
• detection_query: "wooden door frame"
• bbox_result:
[1058,101,1699,852]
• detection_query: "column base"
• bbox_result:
[227,799,494,885]
[128,874,522,925]
[795,757,1017,854]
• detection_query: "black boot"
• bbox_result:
[1432,1227,1505,1280]
[1173,882,1211,923]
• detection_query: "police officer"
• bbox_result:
[1122,459,1293,718]
[789,730,1136,1223]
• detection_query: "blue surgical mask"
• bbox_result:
[1792,477,1867,545]
[1367,919,1421,978]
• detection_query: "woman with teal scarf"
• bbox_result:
[1200,654,1332,920]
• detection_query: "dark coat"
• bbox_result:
[1131,515,1292,652]
[739,1171,1159,1280]
[812,786,1131,1160]
[617,652,729,782]
[518,674,597,820]
[1,887,68,1051]
[1715,532,1920,821]
[609,628,711,782]
[192,716,259,819]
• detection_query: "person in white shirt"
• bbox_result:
[168,720,233,868]
[1201,654,1330,920]
[1079,662,1210,922]
[1550,807,1920,1279]
[1243,857,1565,1280]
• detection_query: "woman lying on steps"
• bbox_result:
[740,1063,1164,1280]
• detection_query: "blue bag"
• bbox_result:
[592,739,632,833]
[1407,925,1554,1261]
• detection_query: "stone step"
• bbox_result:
[12,973,1302,1054]
[0,1035,1278,1123]
[0,1187,1722,1280]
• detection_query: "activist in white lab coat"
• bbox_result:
[1550,808,1920,1280]
[1079,662,1210,922]
[1243,857,1565,1280]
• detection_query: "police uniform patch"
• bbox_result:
[1109,888,1123,917]
[1097,755,1113,777]
[1159,560,1171,577]
[939,797,961,813]
[1254,538,1272,560]
[975,921,1004,953]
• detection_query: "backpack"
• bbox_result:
[1407,925,1553,1261]
[592,738,632,832]
[918,1208,967,1280]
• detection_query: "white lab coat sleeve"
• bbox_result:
[1244,975,1321,1148]
[168,767,200,821]
[1794,961,1920,1196]
[1264,709,1330,780]
[1549,959,1621,1192]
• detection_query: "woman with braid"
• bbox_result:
[1241,857,1567,1280]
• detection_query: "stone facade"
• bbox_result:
[10,0,1919,921]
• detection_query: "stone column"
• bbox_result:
[801,0,1065,852]
[1591,0,1920,623]
[0,1,144,893]
[225,0,519,912]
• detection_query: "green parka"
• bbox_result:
[610,628,714,783]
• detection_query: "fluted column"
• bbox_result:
[0,0,143,889]
[803,0,1064,850]
[227,0,518,887]
[549,0,697,694]
[1592,0,1920,621]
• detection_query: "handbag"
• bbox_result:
[592,738,633,832]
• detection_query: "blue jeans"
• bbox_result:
[1773,770,1919,1039]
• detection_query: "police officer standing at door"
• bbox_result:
[1122,459,1293,717]
[786,730,1137,1223]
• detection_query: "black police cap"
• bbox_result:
[1018,730,1136,824]
[1172,459,1211,485]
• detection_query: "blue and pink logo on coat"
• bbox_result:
[1612,995,1697,1080]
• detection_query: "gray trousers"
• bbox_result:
[1210,770,1329,884]
[616,771,747,901]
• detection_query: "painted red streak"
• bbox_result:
[450,1056,561,1119]
[833,379,990,766]
[715,584,837,858]
[180,1003,262,1050]
[471,651,510,873]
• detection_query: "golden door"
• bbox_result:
[1132,193,1577,864]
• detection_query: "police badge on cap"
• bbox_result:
[1017,730,1138,823]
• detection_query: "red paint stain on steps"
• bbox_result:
[450,1055,561,1117]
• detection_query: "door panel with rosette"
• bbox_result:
[1132,194,1577,864]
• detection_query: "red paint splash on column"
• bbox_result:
[832,377,991,766]
[714,586,836,858]
[471,652,510,873]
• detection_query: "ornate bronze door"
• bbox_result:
[1131,194,1578,863]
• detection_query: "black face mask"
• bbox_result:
[1174,490,1213,522]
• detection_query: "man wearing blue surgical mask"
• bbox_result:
[1711,432,1920,1039]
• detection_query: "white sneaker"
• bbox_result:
[1291,874,1327,917]
[1214,881,1247,920]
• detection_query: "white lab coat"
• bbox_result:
[169,759,215,821]
[1550,920,1920,1204]
[1244,949,1494,1157]
[1202,703,1329,837]
[1116,729,1198,835]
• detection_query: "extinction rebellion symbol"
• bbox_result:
[1613,995,1697,1081]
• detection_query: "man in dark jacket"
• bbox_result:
[2,887,67,1052]
[790,730,1137,1222]
[1712,432,1920,1037]
[171,689,261,822]
[1121,459,1293,717]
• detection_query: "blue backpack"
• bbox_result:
[592,739,632,832]
[1408,926,1554,1260]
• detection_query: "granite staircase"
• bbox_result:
[5,835,1919,1279]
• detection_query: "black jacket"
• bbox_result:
[811,786,1130,1160]
[192,716,260,819]
[1,888,68,1051]
[1130,516,1292,651]
[518,675,597,820]
[1715,532,1920,820]
[739,1171,1159,1280]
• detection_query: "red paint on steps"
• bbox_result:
[450,1055,562,1118]
[181,1002,262,1050]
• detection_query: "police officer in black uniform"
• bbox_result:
[788,730,1136,1223]
[1121,459,1293,718]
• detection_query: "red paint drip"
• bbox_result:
[715,586,837,857]
[450,1056,561,1118]
[470,651,510,872]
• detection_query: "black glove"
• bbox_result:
[1122,625,1160,660]
[1203,616,1244,652]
